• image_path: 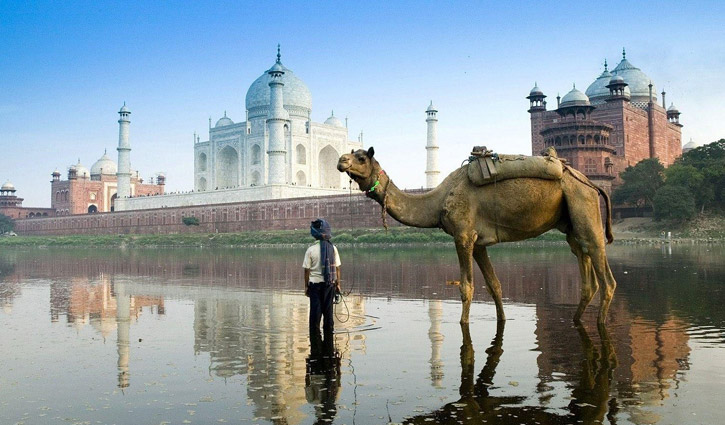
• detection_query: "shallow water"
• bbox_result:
[1,244,724,424]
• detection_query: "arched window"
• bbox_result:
[584,158,597,174]
[251,145,261,165]
[55,191,60,202]
[198,152,207,172]
[88,205,98,214]
[296,144,306,165]
[198,177,207,191]
[251,171,261,186]
[318,145,340,188]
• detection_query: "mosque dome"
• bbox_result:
[683,139,696,150]
[585,64,613,102]
[611,51,656,102]
[668,103,679,113]
[74,160,90,179]
[245,54,312,118]
[559,85,590,108]
[324,111,344,128]
[91,151,117,176]
[215,112,234,127]
[1,181,15,191]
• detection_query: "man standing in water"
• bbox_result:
[303,218,342,338]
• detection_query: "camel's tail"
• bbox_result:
[597,185,614,244]
[563,165,614,244]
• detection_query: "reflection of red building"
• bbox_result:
[50,154,164,215]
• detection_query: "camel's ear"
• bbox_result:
[351,149,354,154]
[366,146,375,158]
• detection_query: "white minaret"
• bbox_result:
[266,45,289,185]
[425,101,440,188]
[116,103,132,199]
[115,281,131,388]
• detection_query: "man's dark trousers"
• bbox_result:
[309,282,335,336]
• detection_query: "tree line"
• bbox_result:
[613,139,725,221]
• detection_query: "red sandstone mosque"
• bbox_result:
[528,49,683,193]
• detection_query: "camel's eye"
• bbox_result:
[357,156,365,163]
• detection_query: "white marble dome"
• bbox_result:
[91,151,117,176]
[586,67,613,102]
[215,113,234,127]
[560,85,590,108]
[324,111,344,128]
[245,60,312,118]
[1,181,15,191]
[74,160,90,179]
[612,56,656,102]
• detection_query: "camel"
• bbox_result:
[337,147,617,324]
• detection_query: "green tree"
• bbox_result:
[613,158,665,209]
[182,216,200,226]
[677,139,725,212]
[0,213,15,234]
[664,163,710,212]
[653,185,696,221]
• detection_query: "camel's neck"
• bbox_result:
[367,169,456,228]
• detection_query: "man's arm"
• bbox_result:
[335,267,341,290]
[304,268,310,296]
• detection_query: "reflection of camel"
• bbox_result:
[338,148,617,324]
[402,323,617,424]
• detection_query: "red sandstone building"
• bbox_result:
[50,153,165,215]
[528,50,683,193]
[0,181,55,219]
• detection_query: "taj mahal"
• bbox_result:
[113,48,441,212]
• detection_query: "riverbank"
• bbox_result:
[2,217,723,247]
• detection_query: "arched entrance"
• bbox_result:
[110,193,117,212]
[88,205,98,213]
[216,146,239,189]
[318,145,340,188]
[198,177,207,191]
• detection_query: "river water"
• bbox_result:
[0,244,723,425]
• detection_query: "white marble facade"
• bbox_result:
[194,51,361,193]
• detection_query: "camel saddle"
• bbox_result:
[467,146,563,186]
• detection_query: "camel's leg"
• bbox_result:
[454,238,475,324]
[567,233,599,322]
[472,245,505,321]
[589,247,617,324]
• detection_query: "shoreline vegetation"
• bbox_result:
[1,216,723,247]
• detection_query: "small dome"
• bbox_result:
[683,140,696,149]
[119,103,130,113]
[91,151,117,176]
[529,84,544,96]
[1,181,15,191]
[74,160,90,179]
[668,103,679,112]
[215,112,234,127]
[324,111,344,128]
[559,85,590,108]
[609,75,625,85]
[426,101,438,112]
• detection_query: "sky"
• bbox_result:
[1,0,724,207]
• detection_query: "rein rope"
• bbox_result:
[366,169,390,231]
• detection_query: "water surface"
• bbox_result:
[1,244,723,424]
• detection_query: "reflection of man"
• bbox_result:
[303,218,341,338]
[305,334,341,424]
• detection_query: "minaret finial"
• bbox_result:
[573,83,576,89]
[276,44,281,63]
[331,110,334,116]
[622,47,626,59]
[224,110,227,117]
[604,58,608,71]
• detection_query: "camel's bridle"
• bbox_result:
[364,168,390,231]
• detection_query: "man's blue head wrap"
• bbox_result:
[311,219,336,283]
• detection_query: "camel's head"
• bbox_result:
[337,147,380,191]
